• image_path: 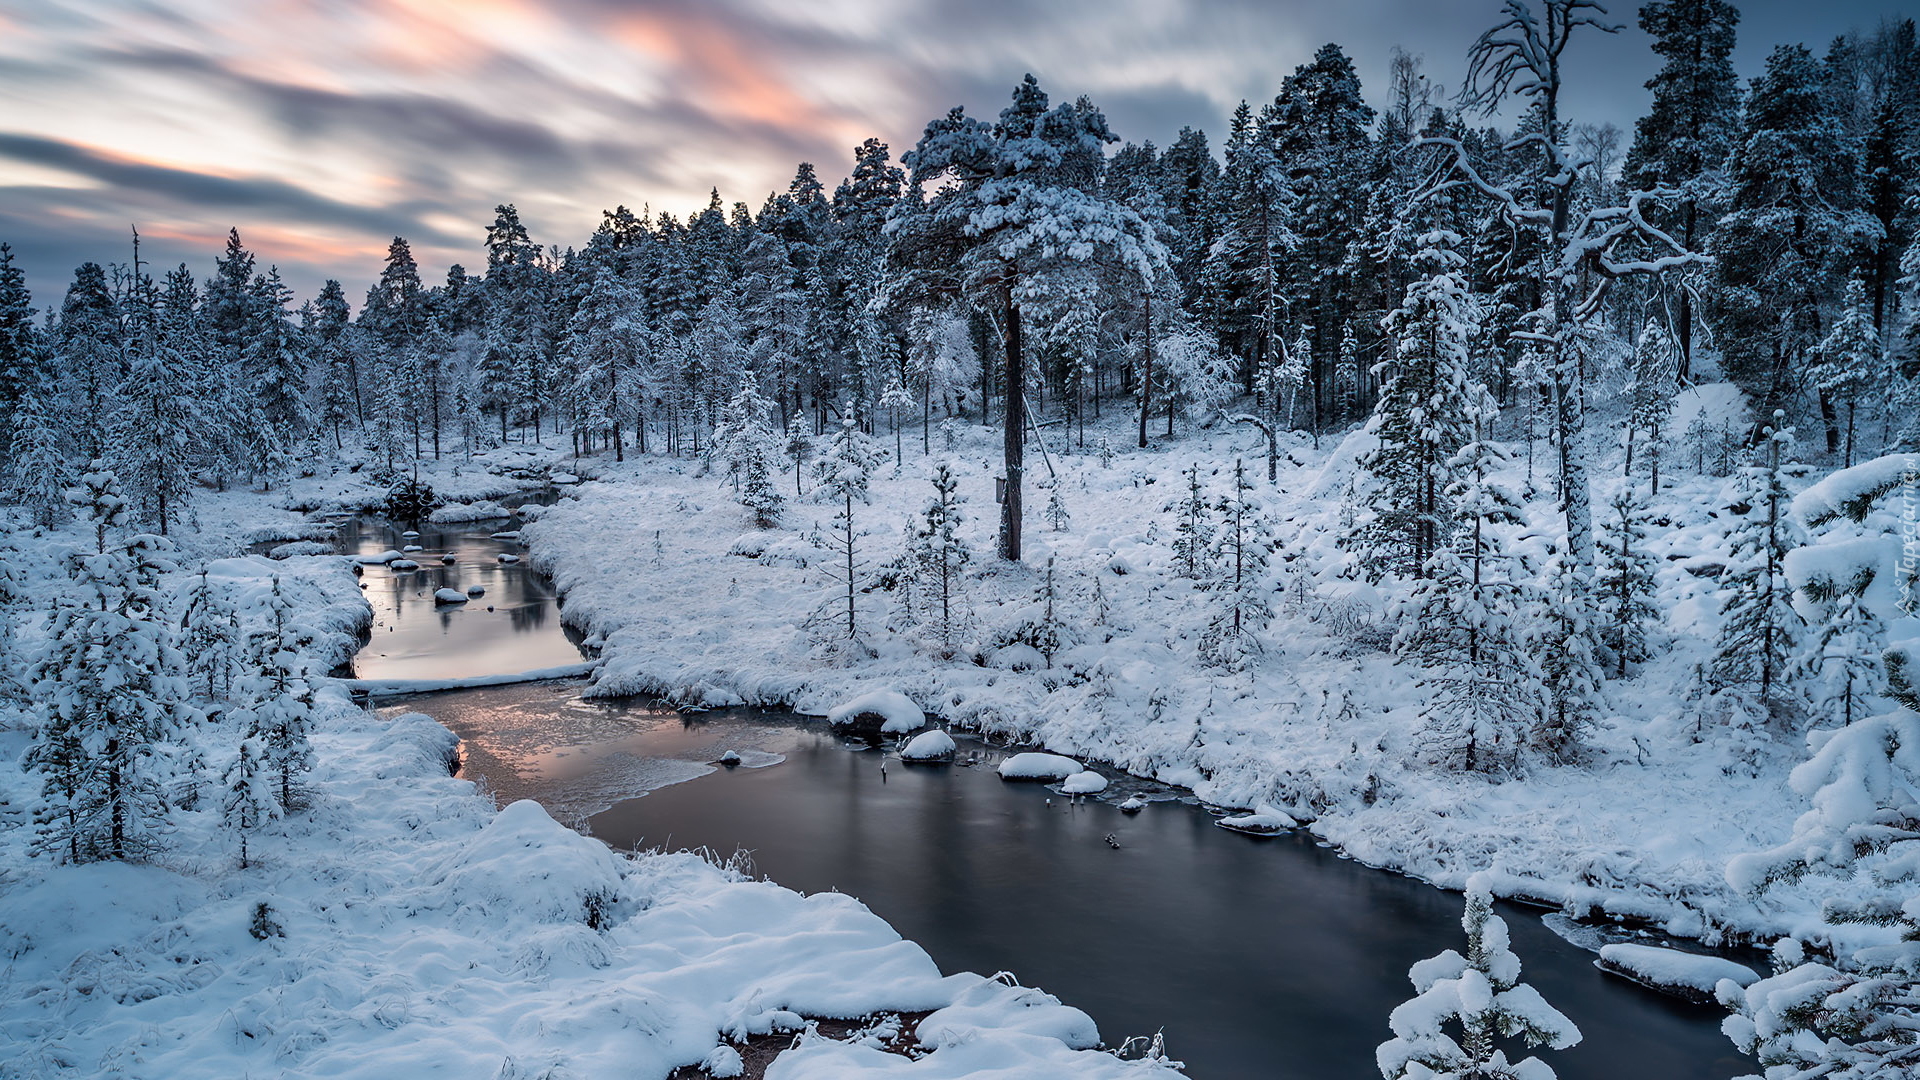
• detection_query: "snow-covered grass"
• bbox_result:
[513,405,1900,951]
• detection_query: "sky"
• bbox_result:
[0,0,1912,307]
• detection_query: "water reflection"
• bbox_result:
[337,512,591,681]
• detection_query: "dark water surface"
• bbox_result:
[397,686,1751,1080]
[338,510,590,681]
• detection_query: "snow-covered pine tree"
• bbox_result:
[1351,231,1479,581]
[1171,462,1214,580]
[241,576,316,812]
[1711,414,1806,705]
[812,412,881,642]
[909,462,973,649]
[715,377,783,527]
[1721,697,1920,1079]
[878,374,915,464]
[221,738,278,870]
[1394,409,1542,775]
[1810,279,1882,468]
[1200,458,1272,672]
[179,569,242,707]
[368,354,412,482]
[1625,319,1678,496]
[1530,553,1604,761]
[247,267,315,468]
[999,555,1077,668]
[1796,590,1888,729]
[1377,873,1580,1079]
[0,522,20,706]
[1044,483,1071,532]
[111,321,199,535]
[7,388,69,529]
[1596,489,1660,677]
[25,466,192,862]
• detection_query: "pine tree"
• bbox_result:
[221,739,278,869]
[0,242,43,457]
[1377,874,1581,1079]
[8,389,70,529]
[1797,590,1888,728]
[1200,458,1272,672]
[111,317,199,535]
[1352,232,1480,580]
[1596,489,1660,676]
[1625,319,1678,496]
[1530,554,1604,760]
[1394,409,1542,775]
[715,378,784,527]
[1043,484,1071,532]
[1810,278,1882,467]
[1711,415,1806,704]
[1171,462,1213,580]
[25,466,191,862]
[179,569,242,706]
[813,413,880,641]
[241,576,316,812]
[909,462,973,648]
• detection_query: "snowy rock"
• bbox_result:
[1118,796,1148,813]
[900,729,957,762]
[827,689,925,737]
[998,753,1082,781]
[515,503,549,522]
[1595,944,1760,1004]
[1060,771,1108,795]
[388,559,420,571]
[434,588,469,605]
[429,500,512,524]
[428,800,623,926]
[403,544,422,552]
[550,472,581,485]
[356,549,405,565]
[497,553,521,564]
[401,530,420,538]
[491,530,522,541]
[1216,804,1296,835]
[466,584,486,597]
[700,1045,744,1078]
[440,554,456,564]
[718,750,742,767]
[727,532,772,558]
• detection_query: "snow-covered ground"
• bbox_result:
[513,407,1903,952]
[0,450,1187,1079]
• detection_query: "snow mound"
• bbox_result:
[466,584,486,596]
[827,689,925,735]
[1060,771,1108,794]
[1216,804,1297,835]
[515,503,550,522]
[434,588,469,605]
[356,549,405,565]
[1119,796,1148,813]
[998,753,1082,781]
[1595,943,1759,1004]
[900,729,957,762]
[989,643,1046,670]
[427,799,623,926]
[728,532,772,557]
[403,544,423,552]
[497,553,521,564]
[550,472,581,484]
[388,559,420,571]
[429,500,513,523]
[270,540,335,558]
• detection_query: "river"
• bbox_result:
[342,510,1753,1079]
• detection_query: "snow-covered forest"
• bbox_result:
[4,0,1920,1076]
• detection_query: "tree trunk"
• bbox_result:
[1138,292,1153,449]
[999,280,1025,562]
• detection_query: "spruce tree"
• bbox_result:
[1378,874,1580,1079]
[1809,278,1882,467]
[1796,590,1887,728]
[0,242,42,456]
[221,739,277,870]
[1596,489,1659,676]
[1711,414,1806,704]
[813,413,880,641]
[8,389,70,529]
[179,569,242,706]
[1625,319,1678,496]
[1200,458,1272,672]
[1171,462,1214,580]
[26,466,191,862]
[1352,232,1479,579]
[909,462,973,649]
[242,576,317,812]
[1530,554,1605,760]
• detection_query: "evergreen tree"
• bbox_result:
[1351,232,1480,579]
[179,569,241,706]
[8,389,70,529]
[1810,279,1882,467]
[909,462,973,648]
[1200,458,1273,672]
[1711,415,1806,704]
[0,242,42,455]
[111,312,199,535]
[1625,319,1678,495]
[25,466,191,862]
[715,377,784,528]
[1596,489,1660,676]
[1530,553,1605,760]
[1624,0,1743,380]
[1378,874,1581,1079]
[55,262,123,458]
[247,267,314,464]
[221,738,277,869]
[1394,408,1541,775]
[1171,462,1214,580]
[241,576,316,811]
[1797,590,1888,728]
[813,412,880,641]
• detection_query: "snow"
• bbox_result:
[355,549,405,564]
[467,584,487,596]
[268,540,335,558]
[1060,771,1108,794]
[997,752,1083,781]
[1215,804,1296,835]
[827,690,925,734]
[429,499,514,523]
[1594,944,1760,1003]
[434,587,469,604]
[498,553,521,564]
[900,729,957,762]
[388,558,420,570]
[1790,452,1918,527]
[339,661,600,697]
